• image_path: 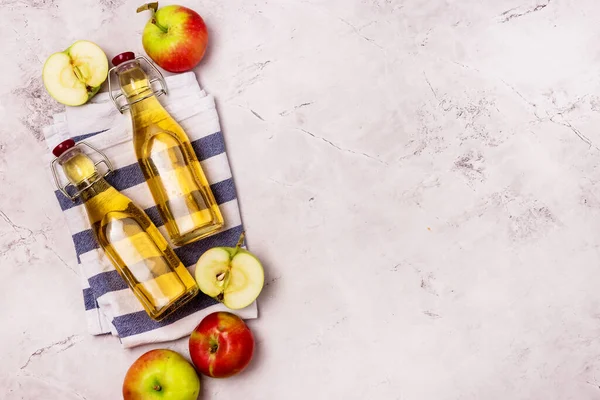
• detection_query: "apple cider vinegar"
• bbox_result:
[111,53,224,246]
[52,140,198,321]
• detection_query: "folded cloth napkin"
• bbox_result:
[42,72,257,348]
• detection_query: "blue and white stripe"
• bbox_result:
[43,73,257,348]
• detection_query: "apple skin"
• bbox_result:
[189,312,255,378]
[141,5,208,73]
[123,349,200,400]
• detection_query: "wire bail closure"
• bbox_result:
[107,55,168,114]
[51,141,114,202]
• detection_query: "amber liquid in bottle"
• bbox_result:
[59,147,198,321]
[115,61,224,246]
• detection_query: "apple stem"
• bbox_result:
[136,1,158,13]
[152,19,169,33]
[136,2,168,33]
[230,231,245,257]
[153,384,162,391]
[234,231,246,253]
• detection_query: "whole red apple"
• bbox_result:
[123,349,200,400]
[137,2,208,73]
[189,312,255,378]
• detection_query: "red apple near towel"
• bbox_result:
[189,312,255,378]
[137,2,208,72]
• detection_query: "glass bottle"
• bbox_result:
[51,139,198,321]
[109,52,224,246]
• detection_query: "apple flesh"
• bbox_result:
[42,40,108,106]
[189,312,255,378]
[123,349,200,400]
[195,238,264,310]
[137,2,208,73]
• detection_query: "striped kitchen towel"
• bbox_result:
[42,72,257,348]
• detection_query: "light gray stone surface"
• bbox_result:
[2,0,600,398]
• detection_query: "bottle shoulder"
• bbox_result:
[130,97,169,122]
[131,114,191,147]
[82,179,134,220]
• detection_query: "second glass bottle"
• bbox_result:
[110,52,224,246]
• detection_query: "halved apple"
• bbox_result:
[195,237,264,310]
[42,40,108,106]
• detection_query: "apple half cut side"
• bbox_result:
[195,237,265,310]
[42,40,108,106]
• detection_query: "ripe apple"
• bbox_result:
[195,234,264,310]
[123,349,200,400]
[137,2,208,73]
[42,40,108,106]
[189,312,255,378]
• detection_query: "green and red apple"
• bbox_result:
[42,40,108,106]
[195,236,264,310]
[123,349,200,400]
[137,2,209,72]
[189,312,255,378]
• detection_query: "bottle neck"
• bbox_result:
[117,62,158,107]
[79,177,111,203]
[129,93,163,119]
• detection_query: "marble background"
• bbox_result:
[3,0,600,398]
